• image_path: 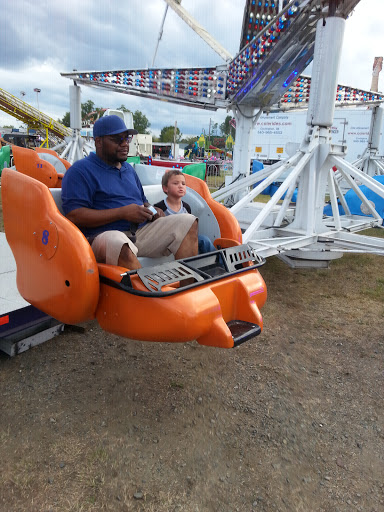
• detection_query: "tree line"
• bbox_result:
[59,100,235,145]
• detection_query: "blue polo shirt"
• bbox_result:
[61,152,148,237]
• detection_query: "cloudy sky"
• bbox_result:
[0,0,383,137]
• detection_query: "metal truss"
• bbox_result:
[213,129,384,264]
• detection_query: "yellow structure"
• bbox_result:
[226,134,234,148]
[0,88,72,147]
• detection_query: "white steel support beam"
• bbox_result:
[231,106,262,180]
[62,84,92,164]
[225,16,384,266]
[353,105,384,176]
[164,0,233,62]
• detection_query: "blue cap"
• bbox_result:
[93,115,138,138]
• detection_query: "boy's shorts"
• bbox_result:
[90,213,197,265]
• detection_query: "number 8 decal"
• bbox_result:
[42,230,49,245]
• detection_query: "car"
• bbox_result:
[2,133,40,149]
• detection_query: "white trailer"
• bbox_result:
[250,107,383,164]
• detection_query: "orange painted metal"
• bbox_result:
[2,169,99,324]
[184,173,243,243]
[11,145,60,188]
[96,264,266,348]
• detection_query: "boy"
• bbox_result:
[154,170,216,253]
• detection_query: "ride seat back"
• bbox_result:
[134,163,235,242]
[141,182,220,242]
[35,148,70,173]
[12,145,61,188]
[2,169,99,324]
[142,184,166,205]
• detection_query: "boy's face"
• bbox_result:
[163,174,186,199]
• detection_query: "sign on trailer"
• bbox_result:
[250,108,382,163]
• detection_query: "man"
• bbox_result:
[62,115,198,269]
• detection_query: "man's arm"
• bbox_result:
[66,204,154,228]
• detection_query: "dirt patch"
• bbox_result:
[1,249,384,512]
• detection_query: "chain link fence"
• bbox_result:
[205,160,233,192]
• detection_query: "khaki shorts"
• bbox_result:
[90,213,197,265]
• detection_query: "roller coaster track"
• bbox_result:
[0,87,72,141]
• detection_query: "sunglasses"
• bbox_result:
[106,134,133,144]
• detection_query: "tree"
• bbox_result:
[92,107,105,120]
[60,112,70,127]
[59,101,151,132]
[220,115,233,137]
[60,100,97,127]
[116,104,130,112]
[133,110,150,134]
[2,124,14,129]
[81,100,96,119]
[210,122,219,136]
[159,125,182,143]
[115,106,150,134]
[181,136,198,145]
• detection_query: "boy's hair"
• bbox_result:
[162,169,184,187]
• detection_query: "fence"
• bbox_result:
[205,160,233,191]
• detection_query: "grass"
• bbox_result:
[1,186,384,512]
[359,226,384,238]
[169,381,184,389]
[363,276,384,300]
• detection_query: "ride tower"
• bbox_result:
[61,0,384,266]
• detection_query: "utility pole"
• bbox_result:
[208,118,211,156]
[34,88,41,124]
[173,120,177,158]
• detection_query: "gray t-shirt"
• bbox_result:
[163,199,189,216]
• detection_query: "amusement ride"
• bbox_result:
[61,0,384,268]
[1,0,384,353]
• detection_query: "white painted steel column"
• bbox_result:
[306,17,345,128]
[369,105,383,152]
[232,106,261,179]
[69,85,82,130]
[289,17,346,233]
[66,84,84,164]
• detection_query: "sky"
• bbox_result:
[0,0,383,138]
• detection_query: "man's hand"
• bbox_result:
[152,206,165,221]
[120,204,154,223]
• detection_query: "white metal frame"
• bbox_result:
[352,106,384,176]
[213,16,384,267]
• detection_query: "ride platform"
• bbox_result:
[0,233,63,356]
